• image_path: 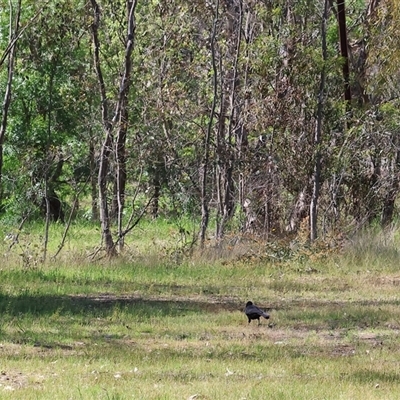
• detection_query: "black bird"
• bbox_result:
[245,301,270,325]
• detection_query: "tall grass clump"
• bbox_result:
[342,224,400,272]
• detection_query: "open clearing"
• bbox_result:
[1,255,400,399]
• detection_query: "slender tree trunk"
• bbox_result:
[287,188,310,233]
[151,156,163,219]
[337,0,351,102]
[90,0,115,255]
[115,0,137,252]
[381,132,400,227]
[111,107,128,223]
[381,181,397,227]
[310,0,329,241]
[98,136,115,255]
[43,184,50,263]
[152,177,160,218]
[0,0,46,68]
[0,0,21,202]
[366,0,381,18]
[90,0,137,256]
[200,0,219,247]
[43,57,59,262]
[89,139,99,221]
[115,109,127,245]
[215,0,243,240]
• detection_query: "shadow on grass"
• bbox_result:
[0,293,243,349]
[350,369,400,384]
[0,292,241,319]
[1,290,399,325]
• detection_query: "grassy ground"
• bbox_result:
[1,222,400,399]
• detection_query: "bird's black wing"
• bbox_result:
[245,304,269,318]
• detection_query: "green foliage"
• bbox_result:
[1,0,400,247]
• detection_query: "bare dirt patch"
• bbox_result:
[0,370,27,391]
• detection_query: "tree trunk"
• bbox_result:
[90,0,137,256]
[381,188,396,228]
[89,139,99,221]
[114,98,128,249]
[90,0,115,256]
[200,0,219,247]
[43,181,50,263]
[0,0,21,202]
[310,0,329,241]
[381,133,400,227]
[151,158,163,219]
[114,1,137,252]
[286,188,310,234]
[98,134,115,255]
[215,0,243,240]
[337,0,351,102]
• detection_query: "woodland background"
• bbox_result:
[1,0,399,258]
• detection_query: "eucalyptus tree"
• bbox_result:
[236,1,341,238]
[0,0,21,202]
[312,0,400,229]
[374,1,400,226]
[1,0,395,253]
[348,0,400,227]
[132,1,221,244]
[310,0,329,241]
[200,0,218,246]
[212,0,244,240]
[89,0,138,255]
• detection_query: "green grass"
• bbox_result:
[1,222,400,398]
